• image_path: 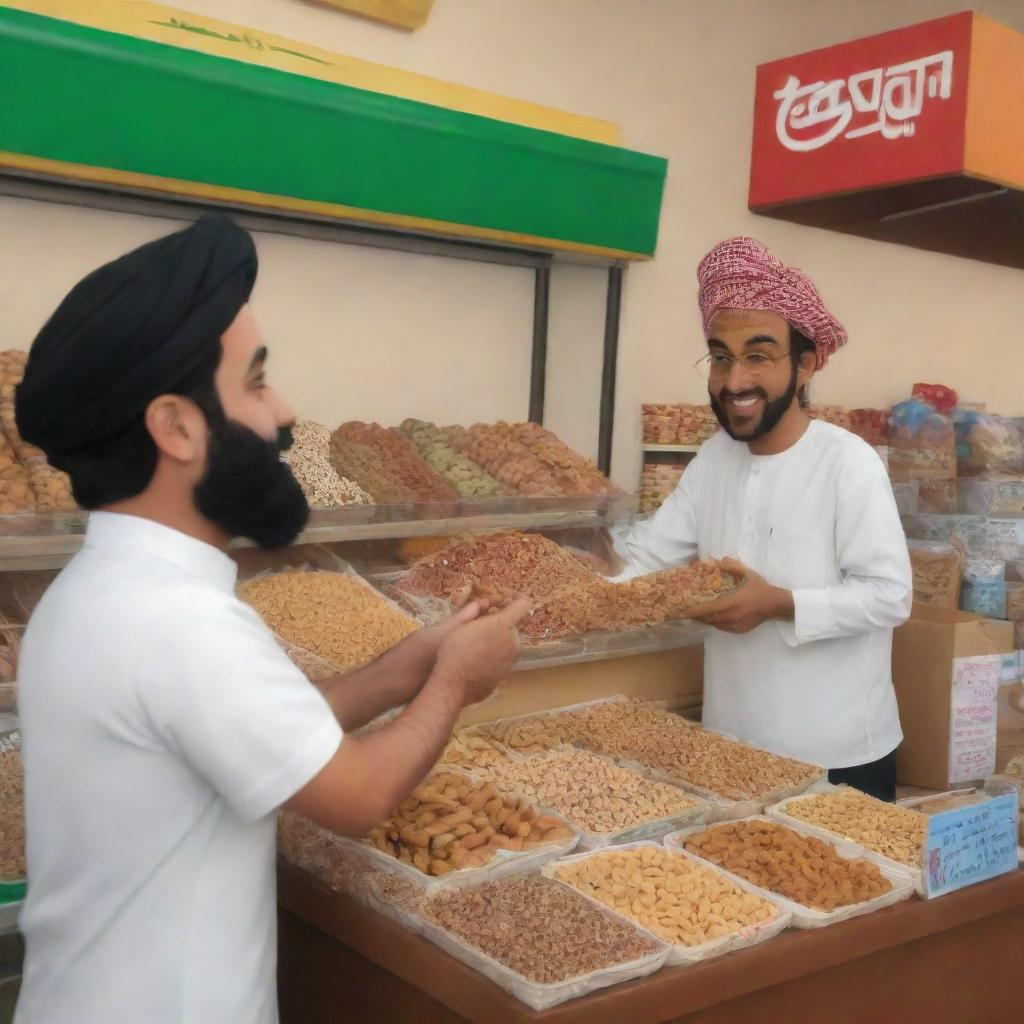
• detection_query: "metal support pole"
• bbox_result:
[528,266,550,423]
[597,265,623,475]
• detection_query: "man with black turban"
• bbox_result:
[13,216,528,1024]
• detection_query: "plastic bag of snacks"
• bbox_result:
[641,404,680,444]
[986,520,1024,563]
[961,558,1006,619]
[901,514,990,559]
[888,400,956,483]
[956,412,1024,477]
[847,409,890,447]
[908,541,963,610]
[958,476,1024,516]
[918,479,957,515]
[911,383,958,414]
[891,481,920,516]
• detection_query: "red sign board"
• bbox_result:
[749,12,973,208]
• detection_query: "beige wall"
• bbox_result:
[2,0,1022,489]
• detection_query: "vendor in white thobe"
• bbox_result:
[617,237,911,800]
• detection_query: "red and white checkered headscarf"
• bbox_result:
[697,237,848,370]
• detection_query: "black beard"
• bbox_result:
[710,365,799,443]
[194,419,309,549]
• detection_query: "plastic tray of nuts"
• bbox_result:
[366,870,671,1011]
[338,768,581,895]
[766,785,926,895]
[475,747,712,852]
[664,816,916,929]
[543,840,791,966]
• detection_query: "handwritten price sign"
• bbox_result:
[924,792,1018,899]
[948,655,1001,785]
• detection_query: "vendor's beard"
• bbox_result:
[194,420,309,549]
[710,368,799,443]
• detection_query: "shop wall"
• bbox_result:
[1,0,1022,489]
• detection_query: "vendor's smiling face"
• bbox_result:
[705,309,807,442]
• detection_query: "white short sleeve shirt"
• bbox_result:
[15,513,342,1024]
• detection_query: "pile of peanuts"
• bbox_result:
[481,750,699,835]
[329,435,414,504]
[563,700,821,801]
[423,875,660,983]
[522,561,736,640]
[239,570,420,670]
[283,420,373,508]
[554,846,777,946]
[682,820,892,911]
[334,422,457,502]
[0,746,25,880]
[450,422,612,497]
[469,713,574,755]
[366,771,574,877]
[399,531,596,606]
[440,731,514,770]
[397,419,508,499]
[780,789,927,867]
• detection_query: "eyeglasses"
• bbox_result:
[694,350,793,381]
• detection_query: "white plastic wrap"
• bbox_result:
[664,816,916,930]
[543,840,792,966]
[372,870,670,1011]
[766,788,925,896]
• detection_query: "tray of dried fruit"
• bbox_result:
[459,696,826,821]
[766,785,927,895]
[664,816,916,929]
[371,869,670,1011]
[287,768,579,897]
[543,840,791,966]
[449,730,711,853]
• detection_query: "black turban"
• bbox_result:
[16,214,257,460]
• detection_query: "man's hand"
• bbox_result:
[396,600,484,676]
[435,596,531,706]
[683,559,793,634]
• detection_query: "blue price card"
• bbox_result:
[924,792,1018,899]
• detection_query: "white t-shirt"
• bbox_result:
[617,421,912,769]
[15,512,342,1024]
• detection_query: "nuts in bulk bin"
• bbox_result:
[561,700,822,802]
[334,421,458,503]
[480,749,701,838]
[420,875,664,998]
[329,435,417,504]
[397,419,509,499]
[363,771,574,877]
[282,420,373,509]
[238,570,420,670]
[775,788,927,869]
[551,845,781,953]
[680,819,893,911]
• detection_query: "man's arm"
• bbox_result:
[285,599,530,837]
[313,603,479,731]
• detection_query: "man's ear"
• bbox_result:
[145,395,205,463]
[797,350,817,389]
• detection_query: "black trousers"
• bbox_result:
[827,749,897,802]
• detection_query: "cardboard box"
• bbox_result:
[892,606,1014,790]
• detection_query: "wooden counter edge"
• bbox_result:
[277,859,1024,1024]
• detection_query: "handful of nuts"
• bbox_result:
[366,771,575,877]
[682,819,892,911]
[779,788,927,867]
[554,845,777,947]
